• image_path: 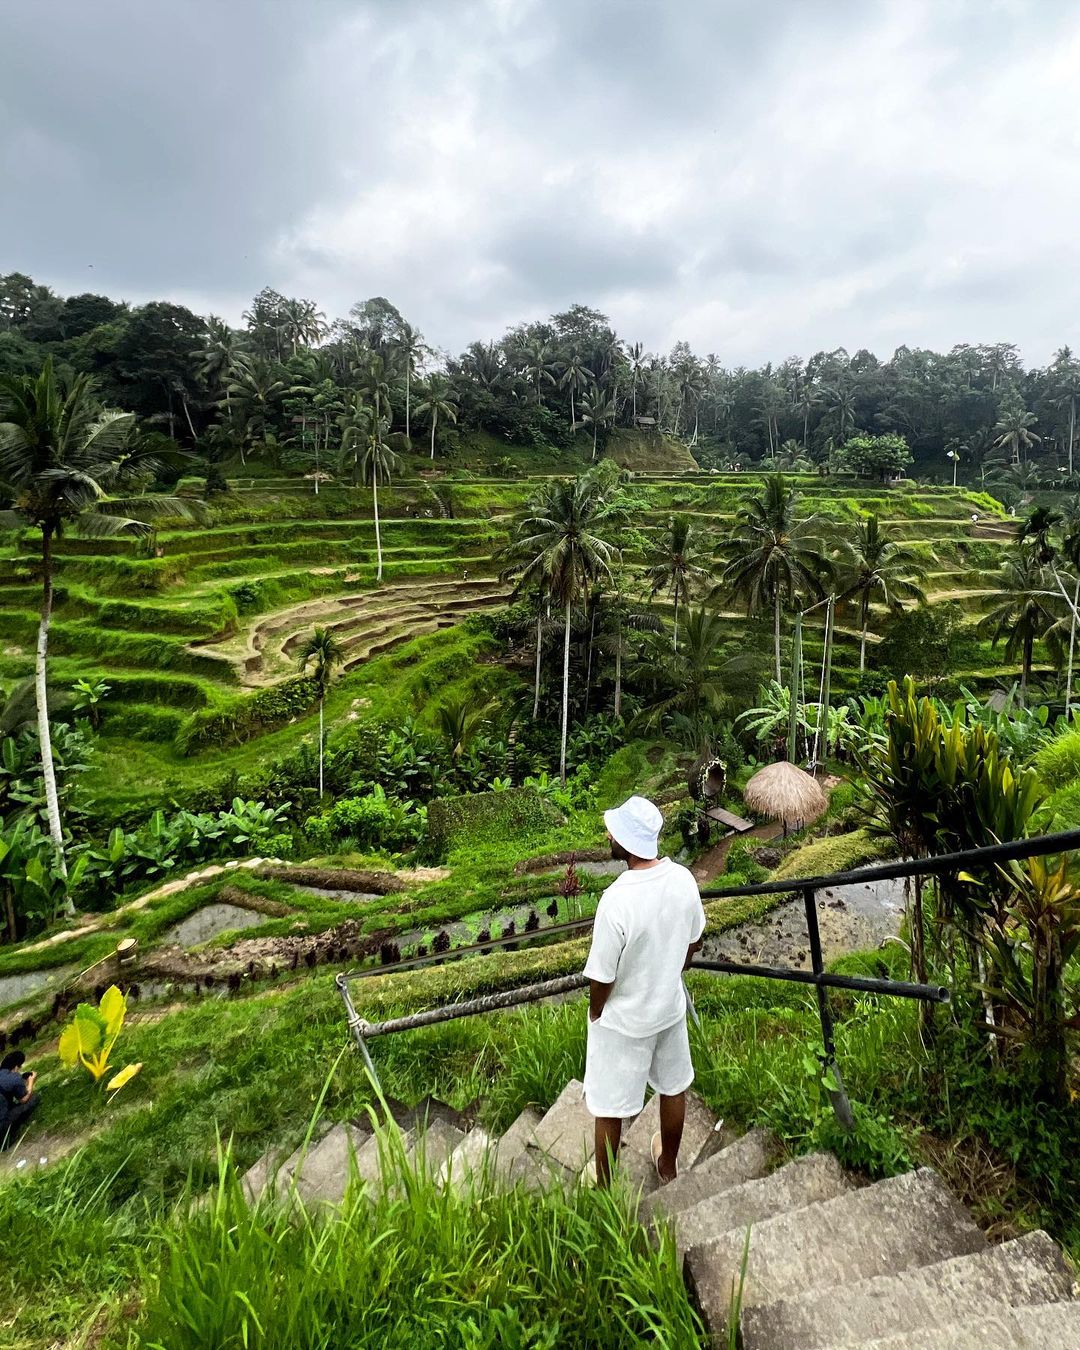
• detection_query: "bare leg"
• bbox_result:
[594,1117,623,1188]
[657,1092,685,1182]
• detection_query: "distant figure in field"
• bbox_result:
[0,1050,40,1147]
[583,796,706,1187]
[462,567,470,582]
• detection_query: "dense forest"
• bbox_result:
[2,271,1078,488]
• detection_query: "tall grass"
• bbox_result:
[129,1139,703,1349]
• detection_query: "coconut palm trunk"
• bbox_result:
[533,605,543,721]
[36,526,67,879]
[560,594,572,786]
[773,590,782,683]
[859,591,870,672]
[1068,579,1079,717]
[318,696,325,797]
[614,636,623,719]
[673,589,680,654]
[1022,631,1033,700]
[430,407,437,460]
[405,369,411,441]
[373,474,383,582]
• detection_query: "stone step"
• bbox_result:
[293,1120,402,1207]
[742,1229,1077,1349]
[241,1119,339,1203]
[684,1168,986,1333]
[619,1089,722,1193]
[491,1105,544,1183]
[672,1153,851,1260]
[525,1079,595,1173]
[402,1117,466,1174]
[437,1126,496,1186]
[639,1127,775,1225]
[850,1299,1080,1349]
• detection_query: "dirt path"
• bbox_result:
[690,824,782,885]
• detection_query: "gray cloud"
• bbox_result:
[1,0,1077,365]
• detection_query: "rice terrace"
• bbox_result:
[4,4,1080,1347]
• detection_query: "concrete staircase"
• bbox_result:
[242,1080,1080,1348]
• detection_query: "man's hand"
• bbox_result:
[682,937,704,971]
[589,978,614,1023]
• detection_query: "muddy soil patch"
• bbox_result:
[702,876,906,971]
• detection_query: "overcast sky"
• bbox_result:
[2,0,1078,366]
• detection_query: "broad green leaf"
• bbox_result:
[106,1062,143,1095]
[98,985,127,1040]
[59,1009,104,1066]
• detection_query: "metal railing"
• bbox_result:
[336,827,1080,1125]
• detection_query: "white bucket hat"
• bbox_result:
[603,795,663,860]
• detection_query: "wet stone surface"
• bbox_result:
[702,876,907,971]
[540,860,626,879]
[0,964,78,1011]
[161,903,268,949]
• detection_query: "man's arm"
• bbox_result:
[682,936,703,970]
[589,979,615,1022]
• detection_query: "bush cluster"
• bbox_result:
[303,786,426,854]
[175,677,320,755]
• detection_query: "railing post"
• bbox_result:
[335,972,383,1095]
[802,887,855,1130]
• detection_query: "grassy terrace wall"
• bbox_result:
[0,472,1022,813]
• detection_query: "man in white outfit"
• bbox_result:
[583,795,707,1187]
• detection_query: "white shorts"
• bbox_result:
[583,1016,695,1119]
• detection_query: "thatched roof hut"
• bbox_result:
[743,761,827,828]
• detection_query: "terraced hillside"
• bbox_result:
[0,471,1020,814]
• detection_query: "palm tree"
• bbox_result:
[839,515,927,671]
[994,405,1040,465]
[281,298,327,354]
[395,322,426,441]
[578,384,616,461]
[626,341,647,422]
[0,359,194,872]
[559,352,594,432]
[295,625,345,796]
[437,694,494,761]
[521,342,558,405]
[346,419,400,583]
[719,475,828,682]
[981,547,1058,699]
[645,515,711,652]
[226,356,286,459]
[825,385,857,444]
[414,375,458,461]
[594,583,662,718]
[635,604,732,733]
[1016,505,1062,565]
[796,383,821,449]
[358,352,392,429]
[511,474,622,783]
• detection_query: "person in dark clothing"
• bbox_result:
[0,1050,39,1147]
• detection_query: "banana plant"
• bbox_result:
[58,984,142,1091]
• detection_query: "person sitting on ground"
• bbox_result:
[583,795,706,1187]
[0,1049,40,1148]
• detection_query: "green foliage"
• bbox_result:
[74,798,291,903]
[1033,726,1080,790]
[841,433,913,481]
[134,1142,701,1349]
[772,828,886,880]
[304,786,426,853]
[57,985,140,1089]
[425,787,563,860]
[175,676,320,754]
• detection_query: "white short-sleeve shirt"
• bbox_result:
[583,857,707,1038]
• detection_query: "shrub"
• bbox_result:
[424,787,563,860]
[175,677,320,755]
[773,829,887,881]
[303,787,426,854]
[1034,729,1080,792]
